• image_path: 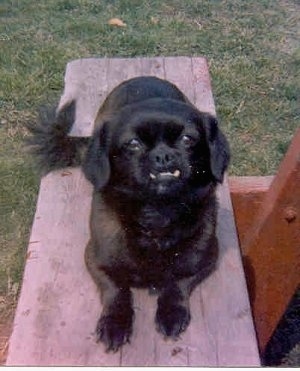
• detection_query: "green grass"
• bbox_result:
[0,0,299,363]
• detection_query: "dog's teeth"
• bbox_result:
[151,170,181,179]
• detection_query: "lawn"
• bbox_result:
[0,0,299,364]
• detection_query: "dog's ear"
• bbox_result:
[83,123,111,190]
[201,113,230,183]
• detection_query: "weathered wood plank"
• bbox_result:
[6,169,120,366]
[60,58,109,137]
[199,178,260,366]
[6,57,260,366]
[140,56,165,78]
[192,57,216,115]
[106,57,143,93]
[193,63,259,365]
[164,56,195,103]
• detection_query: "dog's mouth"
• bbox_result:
[149,169,181,180]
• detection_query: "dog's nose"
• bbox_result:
[155,152,174,166]
[150,145,175,170]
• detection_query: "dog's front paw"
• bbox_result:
[155,302,191,339]
[96,309,134,352]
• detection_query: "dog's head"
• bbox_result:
[83,98,230,199]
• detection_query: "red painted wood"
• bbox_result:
[242,128,300,352]
[228,176,274,247]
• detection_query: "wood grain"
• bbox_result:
[192,57,216,115]
[228,176,274,248]
[164,56,195,103]
[59,58,109,137]
[6,57,260,366]
[242,128,300,352]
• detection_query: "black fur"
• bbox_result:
[26,101,89,174]
[27,76,230,352]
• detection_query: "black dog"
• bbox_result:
[28,76,230,352]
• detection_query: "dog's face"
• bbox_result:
[83,100,230,199]
[110,113,212,198]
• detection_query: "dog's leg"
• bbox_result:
[85,240,134,352]
[155,278,192,339]
[155,240,218,339]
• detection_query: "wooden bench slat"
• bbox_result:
[200,180,259,365]
[192,57,217,115]
[164,56,195,103]
[106,57,143,93]
[6,57,260,366]
[140,56,165,79]
[59,58,109,137]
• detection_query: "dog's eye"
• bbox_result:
[126,138,142,151]
[180,135,196,147]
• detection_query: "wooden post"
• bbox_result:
[229,176,274,246]
[241,128,300,353]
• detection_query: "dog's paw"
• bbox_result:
[96,310,133,352]
[155,303,191,339]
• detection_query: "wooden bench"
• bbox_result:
[6,57,260,366]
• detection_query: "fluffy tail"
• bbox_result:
[26,101,89,174]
